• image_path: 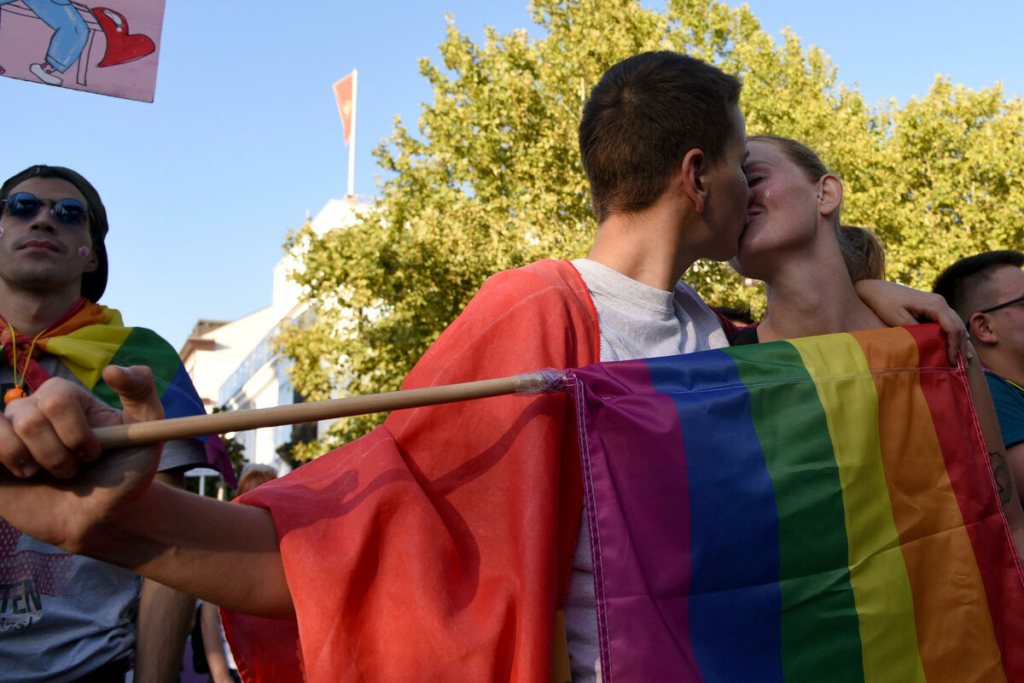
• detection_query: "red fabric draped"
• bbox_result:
[223,259,601,682]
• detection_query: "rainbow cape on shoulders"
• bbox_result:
[567,324,1024,682]
[1,299,234,484]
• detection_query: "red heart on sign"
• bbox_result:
[92,7,156,67]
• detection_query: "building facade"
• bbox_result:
[180,196,373,482]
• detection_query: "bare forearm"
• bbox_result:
[854,279,967,365]
[205,642,234,683]
[87,483,294,619]
[134,579,195,683]
[1008,443,1024,507]
[0,371,293,617]
[201,601,234,682]
[966,355,1024,554]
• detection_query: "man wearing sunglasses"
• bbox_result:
[0,165,221,683]
[935,250,1024,506]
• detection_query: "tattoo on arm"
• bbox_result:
[990,451,1013,506]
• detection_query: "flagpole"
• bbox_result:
[93,371,558,451]
[347,68,358,197]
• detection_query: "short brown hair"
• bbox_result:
[933,250,1024,321]
[579,52,742,222]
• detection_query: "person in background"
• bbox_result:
[0,165,229,682]
[934,251,1024,503]
[202,465,279,683]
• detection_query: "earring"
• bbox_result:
[78,246,90,259]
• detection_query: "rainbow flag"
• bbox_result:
[2,301,235,485]
[44,316,204,418]
[566,325,1024,682]
[46,311,234,485]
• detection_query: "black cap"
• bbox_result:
[0,165,109,302]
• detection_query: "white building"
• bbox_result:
[180,196,373,480]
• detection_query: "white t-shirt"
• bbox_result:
[566,259,728,682]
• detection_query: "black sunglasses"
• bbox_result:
[0,192,89,226]
[979,293,1024,315]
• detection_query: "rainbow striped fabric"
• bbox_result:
[41,310,204,418]
[566,325,1024,682]
[2,302,234,485]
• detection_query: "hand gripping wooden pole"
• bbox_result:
[93,372,560,451]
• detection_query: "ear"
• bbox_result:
[680,148,707,213]
[970,312,998,345]
[818,174,843,216]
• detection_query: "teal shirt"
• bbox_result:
[985,370,1024,448]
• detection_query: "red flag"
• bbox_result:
[333,71,356,145]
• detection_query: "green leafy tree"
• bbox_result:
[853,79,1024,289]
[279,0,1024,458]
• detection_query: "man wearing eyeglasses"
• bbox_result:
[0,165,219,682]
[935,250,1024,504]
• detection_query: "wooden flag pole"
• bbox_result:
[347,68,357,197]
[93,372,556,451]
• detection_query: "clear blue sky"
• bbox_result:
[3,0,1022,350]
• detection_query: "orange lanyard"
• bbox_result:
[3,323,45,404]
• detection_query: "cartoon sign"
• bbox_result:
[0,0,165,102]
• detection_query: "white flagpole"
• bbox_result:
[347,69,358,198]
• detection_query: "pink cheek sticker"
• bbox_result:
[78,246,90,259]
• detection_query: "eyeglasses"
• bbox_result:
[979,293,1024,314]
[0,192,89,226]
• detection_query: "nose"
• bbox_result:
[29,206,58,233]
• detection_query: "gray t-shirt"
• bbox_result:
[566,259,728,682]
[0,354,206,683]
